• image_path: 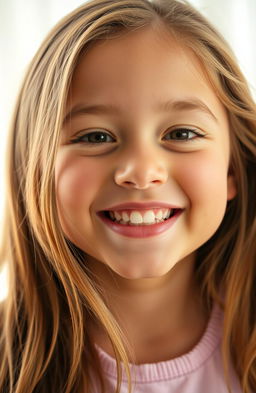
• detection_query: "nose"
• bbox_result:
[114,148,169,190]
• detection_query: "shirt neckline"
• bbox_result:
[94,303,223,382]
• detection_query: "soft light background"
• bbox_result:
[0,0,255,300]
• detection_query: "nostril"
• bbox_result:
[116,179,164,190]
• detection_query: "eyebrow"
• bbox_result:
[63,97,219,124]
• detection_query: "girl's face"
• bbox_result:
[55,27,236,279]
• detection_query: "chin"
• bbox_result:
[109,262,174,280]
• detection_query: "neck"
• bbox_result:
[87,254,210,364]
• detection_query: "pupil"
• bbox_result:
[92,133,105,142]
[175,130,188,139]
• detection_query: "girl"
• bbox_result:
[0,0,255,392]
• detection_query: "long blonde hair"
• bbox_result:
[0,0,255,392]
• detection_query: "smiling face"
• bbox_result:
[55,27,236,280]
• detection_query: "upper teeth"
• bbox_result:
[109,209,172,225]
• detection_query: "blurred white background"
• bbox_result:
[0,0,255,301]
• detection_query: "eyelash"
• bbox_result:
[163,128,205,141]
[70,128,205,145]
[71,131,115,144]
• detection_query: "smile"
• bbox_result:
[106,208,175,225]
[97,208,183,238]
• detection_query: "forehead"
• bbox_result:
[67,26,226,121]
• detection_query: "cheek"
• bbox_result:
[55,153,102,212]
[176,151,229,213]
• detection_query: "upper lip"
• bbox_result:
[101,201,183,211]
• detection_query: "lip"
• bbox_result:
[101,201,182,211]
[97,209,183,238]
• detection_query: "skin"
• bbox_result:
[55,26,236,363]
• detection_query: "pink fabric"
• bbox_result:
[92,304,242,392]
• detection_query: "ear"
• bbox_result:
[227,169,237,201]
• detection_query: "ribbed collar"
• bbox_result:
[95,303,223,382]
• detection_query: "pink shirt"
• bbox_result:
[92,304,242,392]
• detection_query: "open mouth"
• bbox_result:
[100,208,181,226]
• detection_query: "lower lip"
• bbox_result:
[97,210,183,238]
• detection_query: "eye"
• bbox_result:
[70,131,115,144]
[163,127,204,141]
